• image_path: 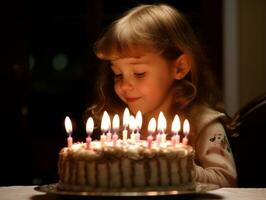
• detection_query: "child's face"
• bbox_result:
[110,52,177,116]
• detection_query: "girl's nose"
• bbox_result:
[121,78,133,91]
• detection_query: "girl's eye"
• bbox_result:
[134,72,146,78]
[114,74,122,80]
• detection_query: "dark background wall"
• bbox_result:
[1,0,222,185]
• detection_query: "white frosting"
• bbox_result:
[58,139,195,191]
[60,140,193,161]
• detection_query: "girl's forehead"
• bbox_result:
[110,48,161,63]
[111,56,145,66]
[111,45,159,59]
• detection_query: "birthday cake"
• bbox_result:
[57,140,196,192]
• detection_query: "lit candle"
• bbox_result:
[122,107,130,143]
[155,132,161,147]
[104,111,112,142]
[86,117,94,149]
[171,114,181,146]
[100,111,109,146]
[135,110,142,142]
[182,119,190,145]
[129,115,136,143]
[158,112,167,144]
[147,117,156,148]
[112,114,119,146]
[64,116,73,148]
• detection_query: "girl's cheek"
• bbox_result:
[114,84,122,97]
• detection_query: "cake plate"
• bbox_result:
[34,182,219,197]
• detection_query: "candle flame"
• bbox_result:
[112,114,120,131]
[148,117,156,133]
[171,114,181,134]
[86,117,94,134]
[64,116,72,135]
[129,115,136,131]
[183,119,190,136]
[135,110,142,129]
[157,112,166,133]
[123,107,130,127]
[101,111,111,132]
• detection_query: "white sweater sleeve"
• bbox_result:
[194,120,237,187]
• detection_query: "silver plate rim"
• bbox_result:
[34,182,220,196]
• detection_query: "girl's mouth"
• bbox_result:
[126,97,141,102]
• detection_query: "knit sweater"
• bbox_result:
[188,105,237,187]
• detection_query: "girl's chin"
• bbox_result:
[127,106,145,115]
[128,108,139,115]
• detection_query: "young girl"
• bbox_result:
[85,3,237,187]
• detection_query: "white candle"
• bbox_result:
[64,116,73,148]
[86,117,94,149]
[122,129,128,143]
[156,133,161,147]
[157,112,167,145]
[147,118,156,148]
[182,119,190,145]
[171,114,181,146]
[129,115,136,143]
[135,111,142,142]
[147,135,153,149]
[100,134,106,146]
[112,114,120,146]
[105,112,112,142]
[122,108,130,143]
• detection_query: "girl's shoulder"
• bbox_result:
[188,104,226,135]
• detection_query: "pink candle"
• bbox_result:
[86,136,91,149]
[67,135,73,148]
[112,114,120,146]
[64,116,73,148]
[122,108,130,143]
[171,114,181,146]
[101,111,110,147]
[182,137,188,145]
[135,111,142,143]
[113,133,118,146]
[147,135,153,148]
[106,131,112,142]
[147,117,156,148]
[86,117,94,149]
[156,133,161,147]
[135,131,140,142]
[182,119,190,145]
[171,135,177,146]
[157,112,166,144]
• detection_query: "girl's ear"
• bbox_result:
[174,54,191,80]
